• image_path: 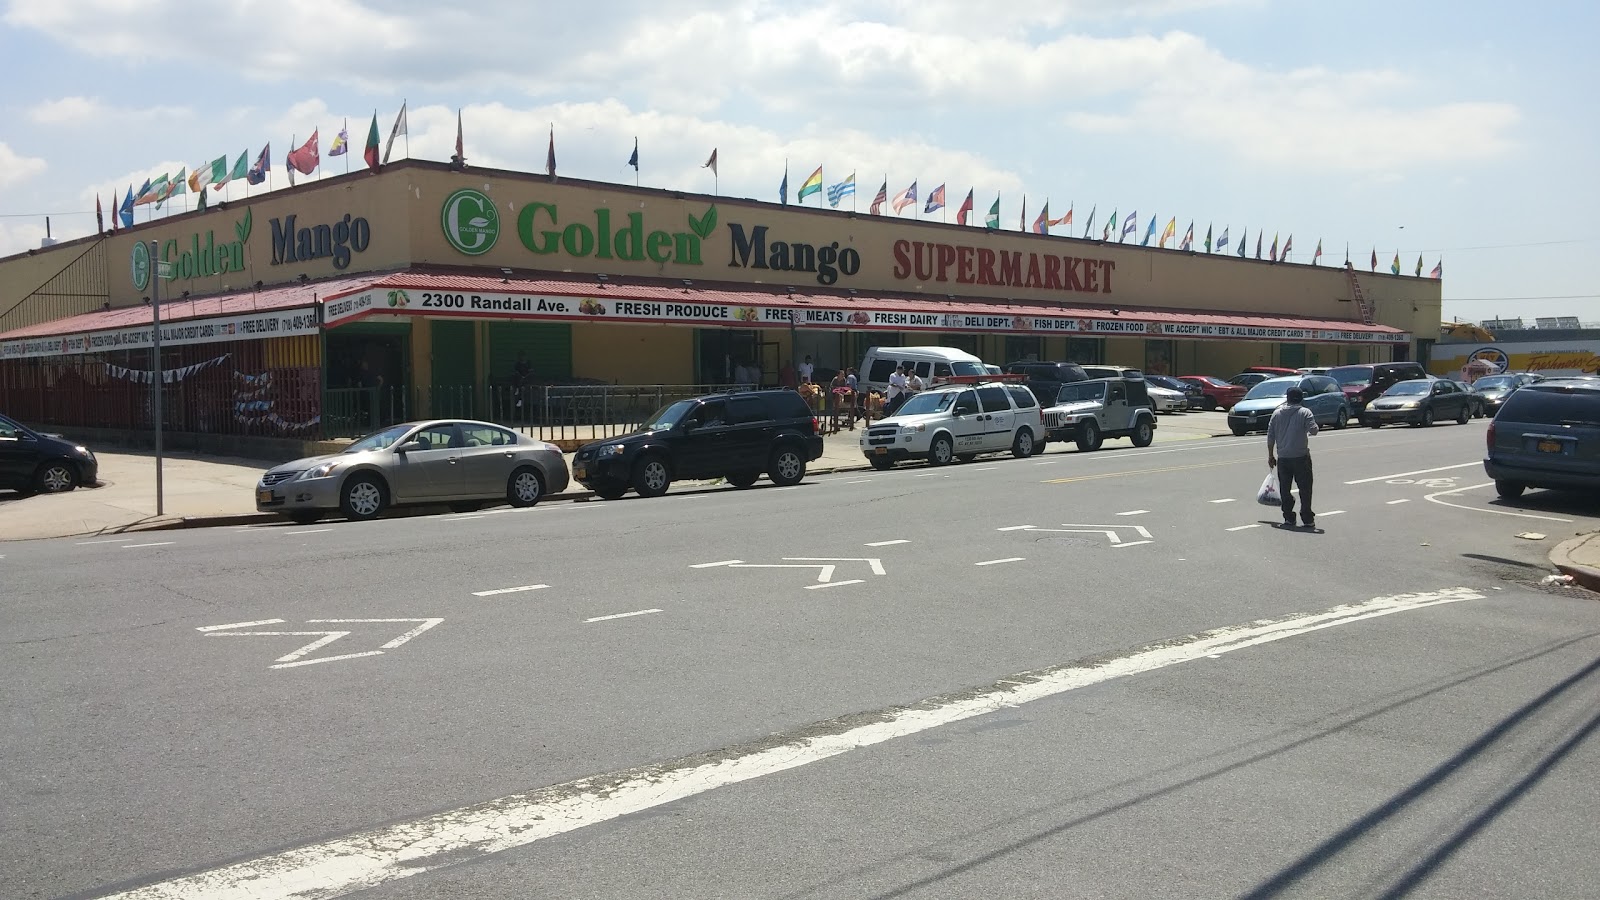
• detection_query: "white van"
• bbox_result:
[858,346,987,394]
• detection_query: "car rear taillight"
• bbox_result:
[1487,421,1495,453]
[812,417,819,434]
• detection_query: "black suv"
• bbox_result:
[0,413,99,494]
[1004,361,1089,406]
[572,390,824,500]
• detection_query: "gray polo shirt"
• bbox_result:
[1267,404,1319,458]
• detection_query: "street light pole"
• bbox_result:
[149,240,164,517]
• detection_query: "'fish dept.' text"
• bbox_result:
[892,240,1114,294]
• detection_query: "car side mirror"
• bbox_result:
[395,440,427,454]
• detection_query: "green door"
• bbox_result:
[432,320,476,418]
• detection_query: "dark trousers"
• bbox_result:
[1278,454,1314,523]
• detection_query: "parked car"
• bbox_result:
[1145,382,1189,413]
[1296,367,1332,375]
[1179,375,1247,411]
[574,390,822,499]
[1484,381,1600,499]
[862,381,1043,468]
[1327,361,1429,416]
[1361,379,1472,428]
[0,413,98,494]
[1229,372,1272,389]
[1146,374,1205,409]
[1227,375,1351,435]
[1471,373,1523,415]
[1449,379,1487,418]
[256,419,569,523]
[1040,376,1157,451]
[1081,364,1143,380]
[1004,360,1089,407]
[1243,366,1299,377]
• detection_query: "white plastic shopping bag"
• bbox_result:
[1257,470,1282,506]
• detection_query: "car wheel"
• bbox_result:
[1011,428,1036,459]
[769,446,807,486]
[1496,480,1526,499]
[1473,404,1485,419]
[1335,408,1349,430]
[288,511,321,526]
[594,486,628,501]
[1131,420,1154,447]
[1456,405,1470,425]
[339,474,387,521]
[1420,408,1435,427]
[1230,425,1248,436]
[868,456,894,471]
[1076,420,1103,452]
[631,456,672,498]
[35,461,78,493]
[726,470,761,488]
[506,466,545,507]
[928,434,955,466]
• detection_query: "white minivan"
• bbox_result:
[861,381,1045,468]
[858,346,987,394]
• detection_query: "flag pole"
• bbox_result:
[345,118,350,174]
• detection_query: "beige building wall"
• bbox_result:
[571,322,693,384]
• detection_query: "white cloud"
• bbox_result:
[0,220,48,257]
[0,141,47,188]
[28,95,104,124]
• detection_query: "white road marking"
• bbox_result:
[997,525,1034,531]
[804,579,866,590]
[1387,499,1411,505]
[272,651,385,670]
[1208,498,1237,504]
[785,557,887,576]
[446,515,487,521]
[76,538,134,545]
[915,472,938,477]
[1117,510,1150,516]
[112,588,1482,900]
[208,630,349,663]
[1033,460,1059,465]
[1321,510,1346,517]
[1344,462,1478,485]
[585,609,662,623]
[1226,524,1263,531]
[285,528,334,535]
[306,618,445,650]
[122,542,174,548]
[1112,540,1154,549]
[471,584,549,597]
[690,560,743,568]
[971,466,999,471]
[865,539,911,547]
[842,479,873,484]
[730,563,835,582]
[774,486,802,491]
[1424,481,1574,522]
[196,619,285,632]
[974,557,1026,566]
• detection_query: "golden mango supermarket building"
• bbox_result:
[0,160,1440,441]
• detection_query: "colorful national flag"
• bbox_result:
[1179,221,1193,251]
[364,114,381,172]
[892,181,918,214]
[157,168,186,207]
[1216,226,1229,252]
[1159,217,1177,248]
[1018,195,1026,232]
[779,167,789,205]
[627,138,639,171]
[1391,251,1401,275]
[197,185,208,212]
[1142,215,1157,246]
[1081,205,1095,238]
[329,122,349,156]
[869,180,888,215]
[1032,202,1050,235]
[924,183,946,214]
[119,184,134,228]
[984,194,1000,229]
[955,188,973,225]
[383,103,408,164]
[1282,234,1293,261]
[222,149,248,185]
[546,126,557,180]
[134,174,166,205]
[187,165,207,193]
[287,130,320,176]
[827,173,856,208]
[797,165,823,201]
[1204,224,1213,253]
[1255,232,1263,259]
[1055,204,1074,227]
[1103,209,1117,241]
[247,144,270,185]
[455,110,464,164]
[1370,248,1377,271]
[1415,253,1424,276]
[1313,239,1323,265]
[703,148,717,176]
[1121,211,1138,241]
[1430,260,1443,278]
[95,195,103,232]
[1237,229,1248,258]
[1269,233,1278,261]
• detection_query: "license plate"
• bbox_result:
[256,489,273,504]
[874,447,887,455]
[573,465,587,479]
[1537,439,1562,453]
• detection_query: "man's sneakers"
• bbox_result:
[1302,519,1316,530]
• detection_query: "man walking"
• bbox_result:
[1267,386,1319,528]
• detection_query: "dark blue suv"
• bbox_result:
[1485,381,1600,499]
[572,390,824,500]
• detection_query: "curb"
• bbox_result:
[112,488,603,533]
[1548,532,1600,594]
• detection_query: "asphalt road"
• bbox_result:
[5,415,1600,899]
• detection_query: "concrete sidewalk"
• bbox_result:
[1549,531,1600,594]
[0,411,1234,542]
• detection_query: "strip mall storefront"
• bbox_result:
[0,161,1437,438]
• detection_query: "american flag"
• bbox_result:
[869,180,888,215]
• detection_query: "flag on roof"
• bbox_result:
[779,166,789,205]
[156,168,186,207]
[134,174,165,205]
[955,188,974,225]
[1142,215,1157,246]
[892,181,918,214]
[1415,253,1424,276]
[984,193,1000,229]
[1179,221,1194,251]
[1391,251,1401,275]
[1054,203,1073,227]
[1103,209,1117,241]
[330,122,349,156]
[1313,239,1323,265]
[119,184,134,228]
[247,144,270,185]
[1255,231,1263,259]
[186,165,206,193]
[1082,205,1095,238]
[1216,226,1229,252]
[627,137,639,171]
[1019,195,1026,231]
[383,103,407,164]
[1269,233,1279,261]
[1430,260,1442,278]
[1121,211,1138,241]
[1159,217,1177,248]
[364,113,381,172]
[702,148,717,176]
[924,183,945,214]
[223,149,248,185]
[869,180,888,215]
[1282,234,1293,261]
[1204,224,1213,253]
[1238,229,1248,258]
[1370,248,1377,271]
[287,130,320,175]
[95,195,103,232]
[827,173,856,208]
[1032,201,1050,235]
[798,165,823,201]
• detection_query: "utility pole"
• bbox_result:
[149,240,166,516]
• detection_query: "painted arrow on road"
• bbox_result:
[692,557,886,589]
[997,524,1154,548]
[198,618,444,669]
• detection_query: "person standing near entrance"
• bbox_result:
[885,365,908,416]
[1267,386,1319,528]
[798,355,815,383]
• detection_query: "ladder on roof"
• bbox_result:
[1343,263,1375,326]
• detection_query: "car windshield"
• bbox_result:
[1057,382,1106,403]
[1189,376,1227,387]
[344,424,413,453]
[1243,380,1293,400]
[1475,375,1516,390]
[896,391,958,416]
[950,362,986,377]
[638,400,695,432]
[1328,366,1374,387]
[1384,381,1431,396]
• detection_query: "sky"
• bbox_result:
[1,0,1595,327]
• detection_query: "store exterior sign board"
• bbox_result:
[0,307,321,360]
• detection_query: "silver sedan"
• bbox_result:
[255,419,569,524]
